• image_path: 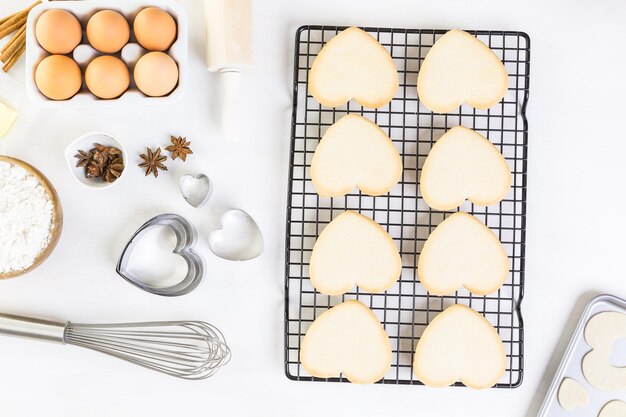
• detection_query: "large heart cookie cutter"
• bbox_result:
[116,214,204,296]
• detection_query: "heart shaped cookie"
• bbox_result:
[418,212,508,296]
[309,27,398,108]
[116,213,204,296]
[310,211,401,295]
[413,304,506,389]
[582,311,626,391]
[301,300,392,384]
[311,114,402,197]
[417,29,509,113]
[558,378,589,411]
[599,401,626,417]
[420,126,511,210]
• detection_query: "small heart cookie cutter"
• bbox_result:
[179,173,212,208]
[116,213,204,296]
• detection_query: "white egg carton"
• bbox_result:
[537,294,626,417]
[25,0,188,108]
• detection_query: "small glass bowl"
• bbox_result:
[64,131,127,189]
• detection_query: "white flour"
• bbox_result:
[0,161,54,273]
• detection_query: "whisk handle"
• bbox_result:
[0,314,66,343]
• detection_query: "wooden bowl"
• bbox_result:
[0,156,63,279]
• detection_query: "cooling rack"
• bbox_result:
[284,25,530,388]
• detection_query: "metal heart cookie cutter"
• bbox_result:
[179,173,212,208]
[208,209,263,261]
[116,213,204,296]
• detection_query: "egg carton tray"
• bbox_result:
[284,26,530,387]
[25,0,188,108]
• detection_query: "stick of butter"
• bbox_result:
[0,102,17,138]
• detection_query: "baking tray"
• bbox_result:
[537,294,626,416]
[25,0,188,108]
[284,26,530,387]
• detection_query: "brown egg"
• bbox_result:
[85,56,130,99]
[35,55,82,101]
[86,10,130,53]
[134,52,178,97]
[133,7,177,51]
[35,9,82,54]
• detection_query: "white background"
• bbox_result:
[1,0,626,416]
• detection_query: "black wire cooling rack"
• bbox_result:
[284,25,530,388]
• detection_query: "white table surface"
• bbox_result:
[1,0,625,416]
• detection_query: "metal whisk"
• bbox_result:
[0,313,231,379]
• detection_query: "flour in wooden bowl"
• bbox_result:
[0,160,54,274]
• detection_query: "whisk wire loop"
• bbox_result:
[63,320,231,379]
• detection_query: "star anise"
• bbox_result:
[165,136,193,161]
[104,157,124,183]
[107,147,122,159]
[86,161,103,178]
[91,149,107,166]
[75,143,125,182]
[74,150,92,168]
[138,147,168,178]
[97,143,122,157]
